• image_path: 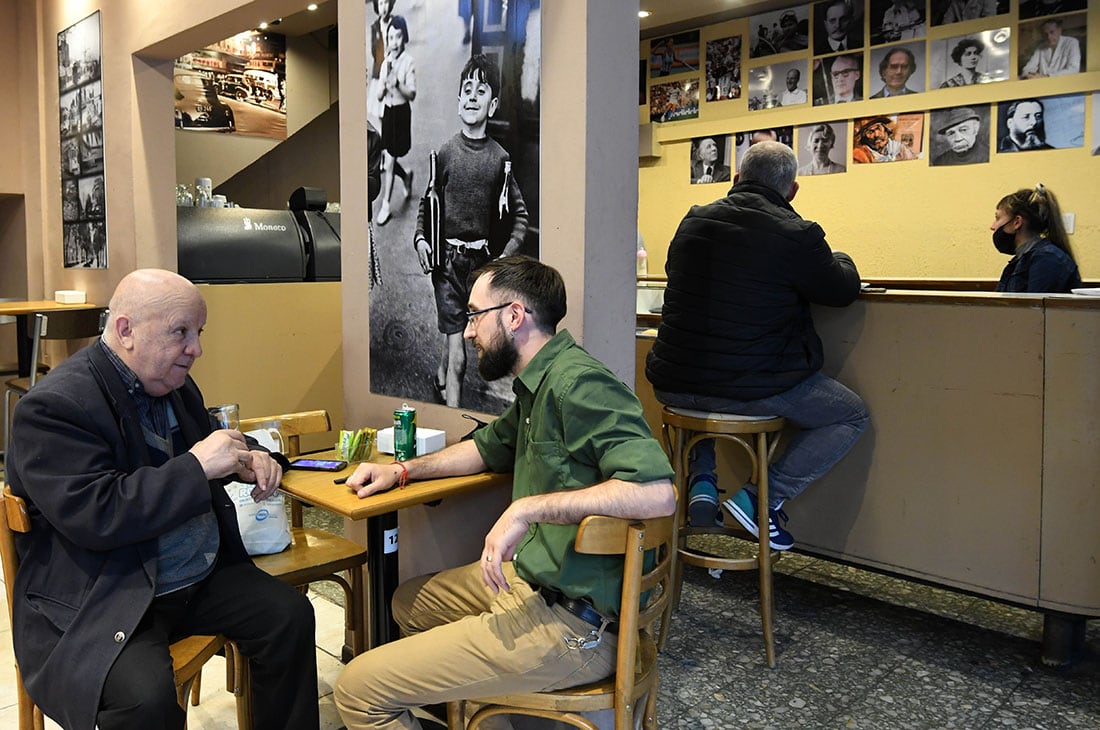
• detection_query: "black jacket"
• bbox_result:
[646,181,861,400]
[6,343,251,730]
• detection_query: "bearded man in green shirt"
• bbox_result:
[336,255,676,730]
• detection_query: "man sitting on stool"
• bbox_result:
[646,141,870,550]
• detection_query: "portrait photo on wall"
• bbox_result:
[1019,0,1086,20]
[1018,14,1086,79]
[931,28,1011,88]
[174,30,287,140]
[58,10,106,269]
[929,105,991,166]
[650,79,701,123]
[996,94,1084,153]
[734,127,795,170]
[1094,92,1100,154]
[366,0,542,414]
[852,113,924,163]
[689,135,734,184]
[930,0,1008,26]
[870,0,926,45]
[813,53,863,106]
[749,6,809,58]
[650,30,701,78]
[706,35,743,101]
[813,0,865,54]
[797,121,849,175]
[748,60,809,110]
[869,44,927,97]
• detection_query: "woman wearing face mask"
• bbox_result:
[991,184,1082,292]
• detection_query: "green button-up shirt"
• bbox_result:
[474,330,673,616]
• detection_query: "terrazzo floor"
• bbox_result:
[3,495,1098,729]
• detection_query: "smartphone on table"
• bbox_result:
[289,458,348,471]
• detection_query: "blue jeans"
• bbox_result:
[655,373,869,509]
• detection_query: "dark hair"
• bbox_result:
[997,185,1074,259]
[1005,98,1044,121]
[460,53,501,100]
[388,14,409,43]
[879,47,915,76]
[472,256,566,334]
[950,37,985,65]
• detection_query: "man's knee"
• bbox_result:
[99,670,183,730]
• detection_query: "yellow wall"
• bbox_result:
[639,14,1100,281]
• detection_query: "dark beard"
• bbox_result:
[477,330,519,382]
[1013,127,1045,150]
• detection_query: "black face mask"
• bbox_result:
[992,224,1017,255]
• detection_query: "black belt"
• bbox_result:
[539,587,617,634]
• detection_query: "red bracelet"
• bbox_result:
[393,461,409,489]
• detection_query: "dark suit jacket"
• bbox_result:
[814,28,863,55]
[691,161,732,183]
[6,343,251,730]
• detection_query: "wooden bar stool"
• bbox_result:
[659,406,786,667]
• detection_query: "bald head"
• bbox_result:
[104,269,207,396]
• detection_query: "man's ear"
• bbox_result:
[732,173,741,185]
[787,181,800,202]
[114,315,136,350]
[488,97,500,118]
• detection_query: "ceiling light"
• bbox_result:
[639,10,651,18]
[307,3,319,9]
[259,21,268,29]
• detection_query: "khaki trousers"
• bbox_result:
[335,561,617,730]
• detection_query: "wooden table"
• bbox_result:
[0,300,99,377]
[279,452,510,648]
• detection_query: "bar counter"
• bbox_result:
[635,289,1100,662]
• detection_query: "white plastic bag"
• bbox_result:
[224,427,291,555]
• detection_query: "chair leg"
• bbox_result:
[446,700,465,730]
[190,670,202,705]
[658,424,686,652]
[232,644,254,730]
[755,432,776,669]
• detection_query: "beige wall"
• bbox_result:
[639,14,1100,281]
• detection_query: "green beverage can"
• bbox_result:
[393,404,417,462]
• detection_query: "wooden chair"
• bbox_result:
[235,410,366,658]
[660,406,786,667]
[0,486,249,730]
[3,308,108,459]
[446,514,675,730]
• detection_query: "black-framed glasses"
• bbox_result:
[465,301,532,324]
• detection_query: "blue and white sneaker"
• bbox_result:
[723,487,794,551]
[687,474,722,527]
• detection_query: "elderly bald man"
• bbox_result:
[6,269,319,730]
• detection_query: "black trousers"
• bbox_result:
[97,560,319,730]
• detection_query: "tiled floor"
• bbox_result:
[3,502,1099,728]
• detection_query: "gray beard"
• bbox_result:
[1013,130,1045,149]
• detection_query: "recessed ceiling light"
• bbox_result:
[259,21,268,29]
[639,10,651,18]
[307,3,318,10]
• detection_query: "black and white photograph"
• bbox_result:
[689,135,734,184]
[931,0,1008,26]
[748,60,809,110]
[367,0,542,413]
[852,113,924,163]
[749,6,810,58]
[1093,91,1100,154]
[650,79,700,123]
[870,0,926,45]
[929,105,991,165]
[650,30,701,78]
[812,53,863,106]
[733,127,795,171]
[797,121,849,175]
[1018,14,1086,79]
[996,94,1084,152]
[813,0,865,54]
[869,44,926,97]
[705,35,742,101]
[58,11,107,269]
[931,29,1011,88]
[1019,0,1087,20]
[174,30,287,140]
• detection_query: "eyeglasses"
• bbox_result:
[464,301,533,324]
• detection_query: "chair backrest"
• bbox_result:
[239,409,330,458]
[573,513,674,730]
[27,307,109,387]
[1,486,31,626]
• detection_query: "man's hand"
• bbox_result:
[244,451,283,502]
[414,236,432,274]
[347,461,405,499]
[190,430,254,481]
[480,500,532,594]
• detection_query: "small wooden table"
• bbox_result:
[279,452,510,648]
[0,300,99,377]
